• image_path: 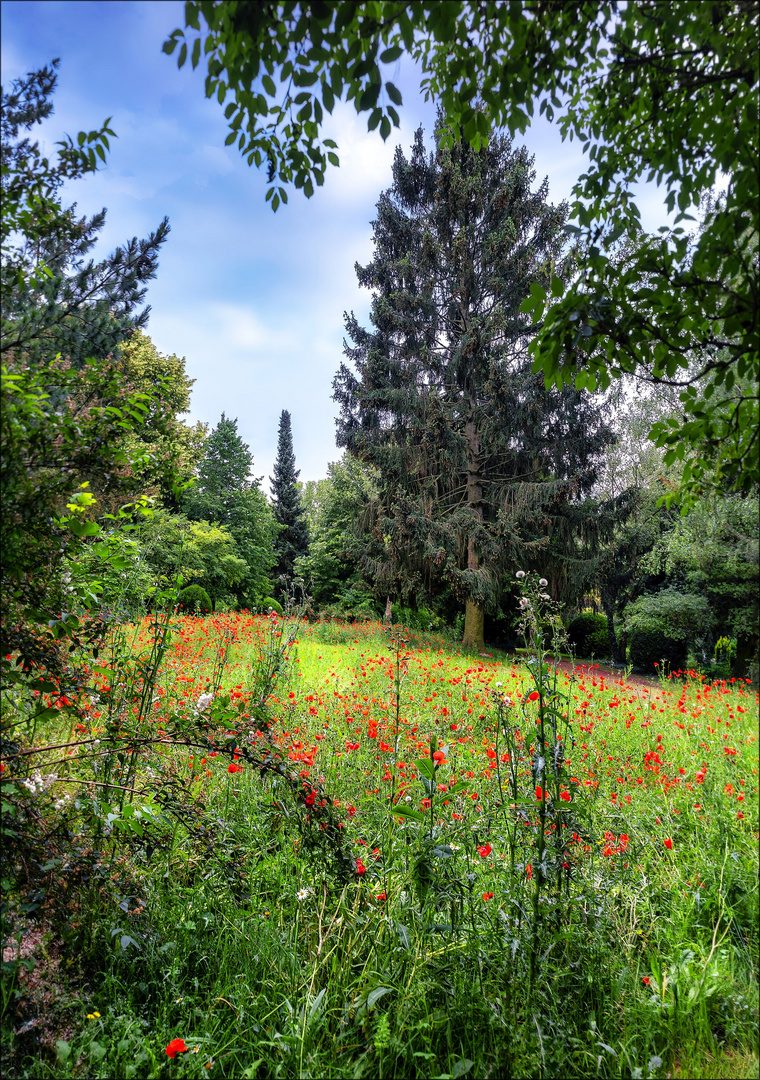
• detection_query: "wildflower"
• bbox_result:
[527,691,540,702]
[477,843,492,858]
[433,749,446,762]
[86,1012,101,1019]
[525,863,533,880]
[195,692,213,713]
[642,976,651,986]
[559,790,571,802]
[376,892,387,901]
[227,762,243,774]
[166,1038,188,1058]
[516,570,526,579]
[663,838,673,850]
[482,892,494,901]
[356,859,366,875]
[297,887,312,901]
[539,578,548,587]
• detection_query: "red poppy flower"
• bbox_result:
[482,892,494,901]
[559,790,571,802]
[356,859,366,875]
[433,750,446,762]
[526,863,533,880]
[663,837,673,850]
[227,762,243,774]
[165,1038,188,1058]
[642,977,650,986]
[527,691,540,702]
[477,843,492,858]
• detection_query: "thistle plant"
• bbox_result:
[505,571,582,995]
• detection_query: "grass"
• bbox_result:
[1,610,758,1078]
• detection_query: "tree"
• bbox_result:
[1,63,171,681]
[296,454,381,614]
[166,1,758,500]
[270,410,309,599]
[2,61,169,366]
[117,331,208,510]
[184,413,277,606]
[334,125,614,652]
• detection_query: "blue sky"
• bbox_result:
[2,1,672,484]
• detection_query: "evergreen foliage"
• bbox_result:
[568,613,610,660]
[334,124,614,651]
[1,61,169,367]
[270,410,309,597]
[185,414,277,607]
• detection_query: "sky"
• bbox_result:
[1,1,674,485]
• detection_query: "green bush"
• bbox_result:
[568,612,610,659]
[176,584,213,614]
[623,589,712,674]
[629,627,688,673]
[390,604,442,632]
[261,597,284,616]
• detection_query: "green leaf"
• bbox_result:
[392,804,425,822]
[550,274,565,298]
[385,81,402,106]
[380,46,403,63]
[415,758,436,780]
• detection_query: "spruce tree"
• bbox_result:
[333,123,615,652]
[270,411,309,598]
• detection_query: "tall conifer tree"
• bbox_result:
[334,123,615,651]
[270,410,309,597]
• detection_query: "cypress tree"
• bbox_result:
[270,410,309,597]
[333,122,615,652]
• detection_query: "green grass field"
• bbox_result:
[2,610,758,1079]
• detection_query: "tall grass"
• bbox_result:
[1,597,757,1079]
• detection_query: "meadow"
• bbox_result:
[2,587,758,1079]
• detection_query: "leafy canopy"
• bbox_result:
[166,1,759,500]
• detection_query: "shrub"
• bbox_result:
[176,584,213,614]
[261,597,284,616]
[390,604,442,632]
[568,612,610,659]
[629,627,688,673]
[623,589,712,673]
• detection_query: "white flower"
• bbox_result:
[297,887,312,901]
[540,592,551,600]
[539,578,548,587]
[494,681,503,687]
[515,570,526,579]
[195,692,214,713]
[519,597,529,609]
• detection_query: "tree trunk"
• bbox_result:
[462,598,485,653]
[462,411,485,654]
[384,596,393,624]
[601,590,623,663]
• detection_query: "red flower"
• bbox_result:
[482,892,494,901]
[165,1038,188,1058]
[527,691,540,702]
[535,786,546,801]
[642,976,650,986]
[477,843,492,858]
[559,790,571,802]
[433,750,446,762]
[227,762,243,774]
[663,837,673,850]
[526,863,533,880]
[356,859,366,875]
